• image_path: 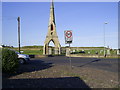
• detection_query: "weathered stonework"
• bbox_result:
[43,0,61,55]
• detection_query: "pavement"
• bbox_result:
[36,56,118,73]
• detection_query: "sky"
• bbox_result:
[2,2,118,49]
[1,0,119,2]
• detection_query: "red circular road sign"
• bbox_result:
[65,31,72,38]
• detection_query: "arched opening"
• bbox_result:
[51,24,53,31]
[48,40,55,55]
[43,39,61,55]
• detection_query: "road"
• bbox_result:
[36,56,118,73]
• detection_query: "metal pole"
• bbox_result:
[104,22,107,57]
[17,17,21,54]
[103,23,105,57]
[69,43,72,69]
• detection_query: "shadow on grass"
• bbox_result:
[78,59,101,67]
[3,77,91,88]
[3,59,53,78]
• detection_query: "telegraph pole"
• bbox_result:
[17,17,21,53]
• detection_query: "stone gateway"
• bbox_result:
[43,0,61,55]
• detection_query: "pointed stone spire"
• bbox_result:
[43,0,61,55]
[51,0,54,9]
[49,0,55,26]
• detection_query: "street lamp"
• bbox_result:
[104,22,108,57]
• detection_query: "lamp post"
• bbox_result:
[104,22,108,57]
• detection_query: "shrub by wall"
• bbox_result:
[2,48,19,73]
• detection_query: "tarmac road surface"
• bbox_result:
[36,56,118,73]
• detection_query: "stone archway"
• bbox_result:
[49,40,55,55]
[43,39,61,55]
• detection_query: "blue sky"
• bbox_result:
[2,2,118,49]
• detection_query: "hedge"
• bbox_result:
[2,48,19,73]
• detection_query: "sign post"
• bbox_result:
[64,30,73,69]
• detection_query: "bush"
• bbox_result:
[2,48,19,73]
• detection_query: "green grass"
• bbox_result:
[4,46,118,56]
[14,49,43,55]
[22,45,43,48]
[7,46,43,55]
[22,50,43,55]
[73,49,117,55]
